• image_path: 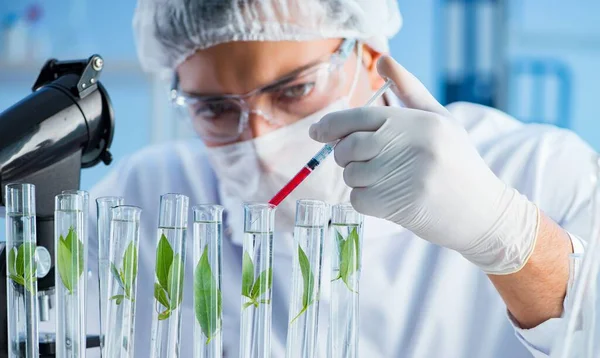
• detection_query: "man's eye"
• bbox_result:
[193,101,238,118]
[280,83,316,99]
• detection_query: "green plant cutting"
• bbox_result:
[7,242,37,293]
[194,245,222,344]
[332,227,361,293]
[154,234,185,320]
[241,251,272,309]
[110,241,138,305]
[57,227,84,294]
[290,245,315,323]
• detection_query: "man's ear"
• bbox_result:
[361,44,386,90]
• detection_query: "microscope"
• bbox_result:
[0,55,115,356]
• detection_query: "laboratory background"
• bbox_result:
[0,0,598,230]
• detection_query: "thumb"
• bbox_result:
[377,56,450,116]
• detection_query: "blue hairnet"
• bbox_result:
[133,0,402,75]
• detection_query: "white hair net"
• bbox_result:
[133,0,402,75]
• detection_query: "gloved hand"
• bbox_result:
[309,56,540,275]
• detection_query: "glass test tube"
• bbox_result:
[150,194,189,358]
[55,193,87,358]
[5,184,39,358]
[239,203,276,358]
[105,206,142,358]
[96,196,125,355]
[193,205,224,358]
[285,200,327,358]
[328,203,364,358]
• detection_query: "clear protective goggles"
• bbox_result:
[170,38,358,144]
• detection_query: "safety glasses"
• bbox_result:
[170,38,357,144]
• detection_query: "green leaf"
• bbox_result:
[194,246,222,343]
[154,283,170,309]
[7,247,17,277]
[335,231,344,257]
[22,242,36,279]
[57,238,74,293]
[348,227,361,271]
[63,228,74,251]
[24,276,37,294]
[258,299,270,304]
[290,304,310,324]
[9,274,25,286]
[292,245,314,322]
[338,227,361,293]
[111,263,126,291]
[331,230,346,282]
[250,268,272,300]
[155,234,174,290]
[167,254,184,310]
[122,242,138,294]
[64,227,84,278]
[242,301,256,310]
[241,251,254,298]
[16,243,26,276]
[297,245,314,309]
[110,294,125,305]
[158,310,171,321]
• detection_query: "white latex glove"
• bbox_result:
[309,56,539,275]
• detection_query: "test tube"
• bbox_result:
[5,184,39,358]
[285,200,327,358]
[239,203,276,358]
[193,205,224,358]
[150,194,189,358]
[328,203,364,358]
[105,205,142,358]
[55,192,87,358]
[96,196,125,355]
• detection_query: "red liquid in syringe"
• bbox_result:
[269,166,312,206]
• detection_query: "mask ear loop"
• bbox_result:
[346,41,364,101]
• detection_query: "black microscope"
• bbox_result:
[0,55,115,357]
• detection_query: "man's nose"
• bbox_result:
[247,108,281,138]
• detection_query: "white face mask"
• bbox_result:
[205,98,352,251]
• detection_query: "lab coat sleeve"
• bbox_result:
[503,129,596,357]
[508,233,585,357]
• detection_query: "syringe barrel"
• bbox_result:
[308,143,336,169]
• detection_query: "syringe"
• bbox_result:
[269,79,393,206]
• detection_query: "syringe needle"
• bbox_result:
[269,80,393,206]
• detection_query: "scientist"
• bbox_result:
[87,0,595,357]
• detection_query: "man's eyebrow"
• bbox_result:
[181,58,326,98]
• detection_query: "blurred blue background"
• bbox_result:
[1,0,599,232]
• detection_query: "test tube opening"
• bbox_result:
[158,193,189,229]
[243,203,276,233]
[6,183,36,216]
[193,204,224,223]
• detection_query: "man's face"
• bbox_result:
[176,39,382,147]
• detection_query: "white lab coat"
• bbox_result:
[86,102,596,358]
